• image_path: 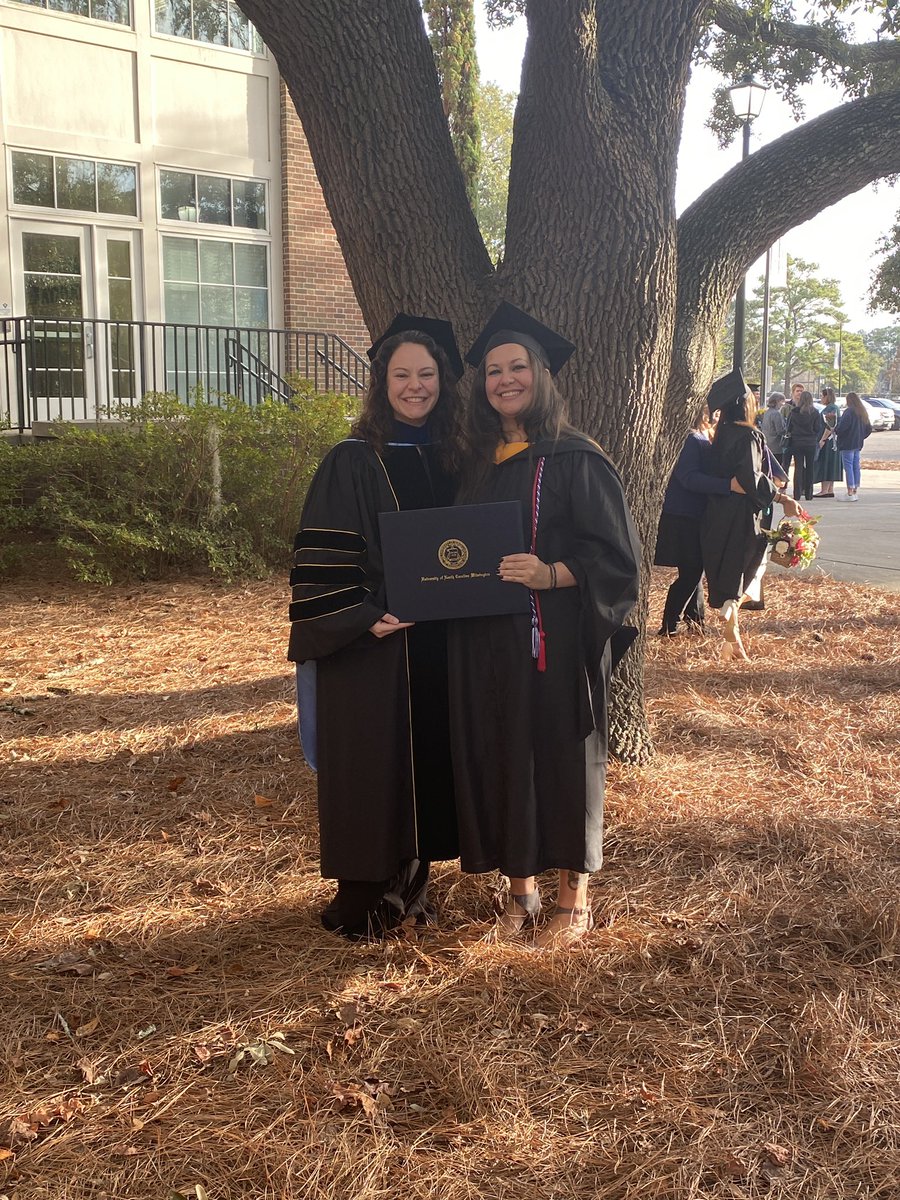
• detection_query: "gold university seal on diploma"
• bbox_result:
[438,538,469,570]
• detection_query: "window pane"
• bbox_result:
[199,240,233,284]
[249,24,263,53]
[108,277,133,321]
[236,286,267,328]
[192,0,227,44]
[232,180,266,230]
[25,275,83,318]
[56,157,96,212]
[23,232,82,276]
[163,237,199,282]
[12,151,54,208]
[200,285,235,326]
[155,0,191,36]
[198,175,231,225]
[107,240,132,279]
[165,281,200,323]
[89,0,130,22]
[234,242,267,287]
[48,0,90,15]
[160,170,196,222]
[98,163,137,215]
[227,1,249,49]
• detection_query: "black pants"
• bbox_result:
[789,445,816,500]
[660,565,705,633]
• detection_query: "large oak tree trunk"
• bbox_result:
[237,0,900,764]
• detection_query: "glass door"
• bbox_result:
[11,222,143,420]
[11,221,93,422]
[94,228,143,412]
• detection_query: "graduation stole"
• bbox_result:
[530,456,547,672]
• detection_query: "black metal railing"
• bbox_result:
[0,316,369,434]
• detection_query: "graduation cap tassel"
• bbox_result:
[530,457,547,672]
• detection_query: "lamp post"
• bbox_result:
[728,75,768,372]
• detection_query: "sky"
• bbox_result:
[474,7,899,333]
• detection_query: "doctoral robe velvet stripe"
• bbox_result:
[288,439,458,881]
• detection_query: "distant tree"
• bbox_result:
[743,256,848,389]
[422,1,481,200]
[473,82,515,264]
[862,324,900,394]
[869,211,900,314]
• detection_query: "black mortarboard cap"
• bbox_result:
[465,302,576,376]
[367,313,464,381]
[707,367,750,413]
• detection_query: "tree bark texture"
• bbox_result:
[237,0,900,763]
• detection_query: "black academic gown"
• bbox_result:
[447,436,641,878]
[701,422,776,609]
[287,435,458,930]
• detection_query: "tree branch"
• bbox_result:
[678,89,900,345]
[711,1,900,68]
[667,88,900,452]
[234,0,493,338]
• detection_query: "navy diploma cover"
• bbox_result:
[378,501,530,622]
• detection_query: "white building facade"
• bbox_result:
[1,0,367,428]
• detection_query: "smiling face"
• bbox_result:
[484,342,536,433]
[385,341,440,426]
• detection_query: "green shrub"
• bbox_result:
[1,387,357,583]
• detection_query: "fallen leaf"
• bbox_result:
[77,1057,100,1084]
[253,794,274,807]
[763,1141,792,1167]
[343,1026,364,1047]
[165,964,199,978]
[166,776,187,792]
[136,1024,157,1040]
[195,1186,209,1200]
[0,1147,14,1161]
[338,1001,359,1026]
[75,1017,100,1037]
[193,1044,213,1064]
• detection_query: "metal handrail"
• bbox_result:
[0,315,370,434]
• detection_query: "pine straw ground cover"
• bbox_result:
[1,568,898,1200]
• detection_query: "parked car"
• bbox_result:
[872,396,900,430]
[859,396,894,432]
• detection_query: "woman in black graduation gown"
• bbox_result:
[448,303,641,948]
[700,369,801,661]
[287,315,463,939]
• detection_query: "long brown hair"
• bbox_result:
[350,330,463,469]
[458,344,582,499]
[844,392,872,430]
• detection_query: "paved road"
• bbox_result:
[861,428,900,463]
[772,465,900,592]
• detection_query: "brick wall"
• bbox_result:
[280,84,369,356]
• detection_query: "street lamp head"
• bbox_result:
[728,74,768,123]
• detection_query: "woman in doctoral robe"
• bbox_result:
[447,303,641,949]
[287,315,463,940]
[701,368,801,661]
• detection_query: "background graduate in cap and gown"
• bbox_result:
[700,368,802,660]
[448,303,641,948]
[287,314,464,939]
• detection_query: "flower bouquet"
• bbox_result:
[766,513,821,569]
